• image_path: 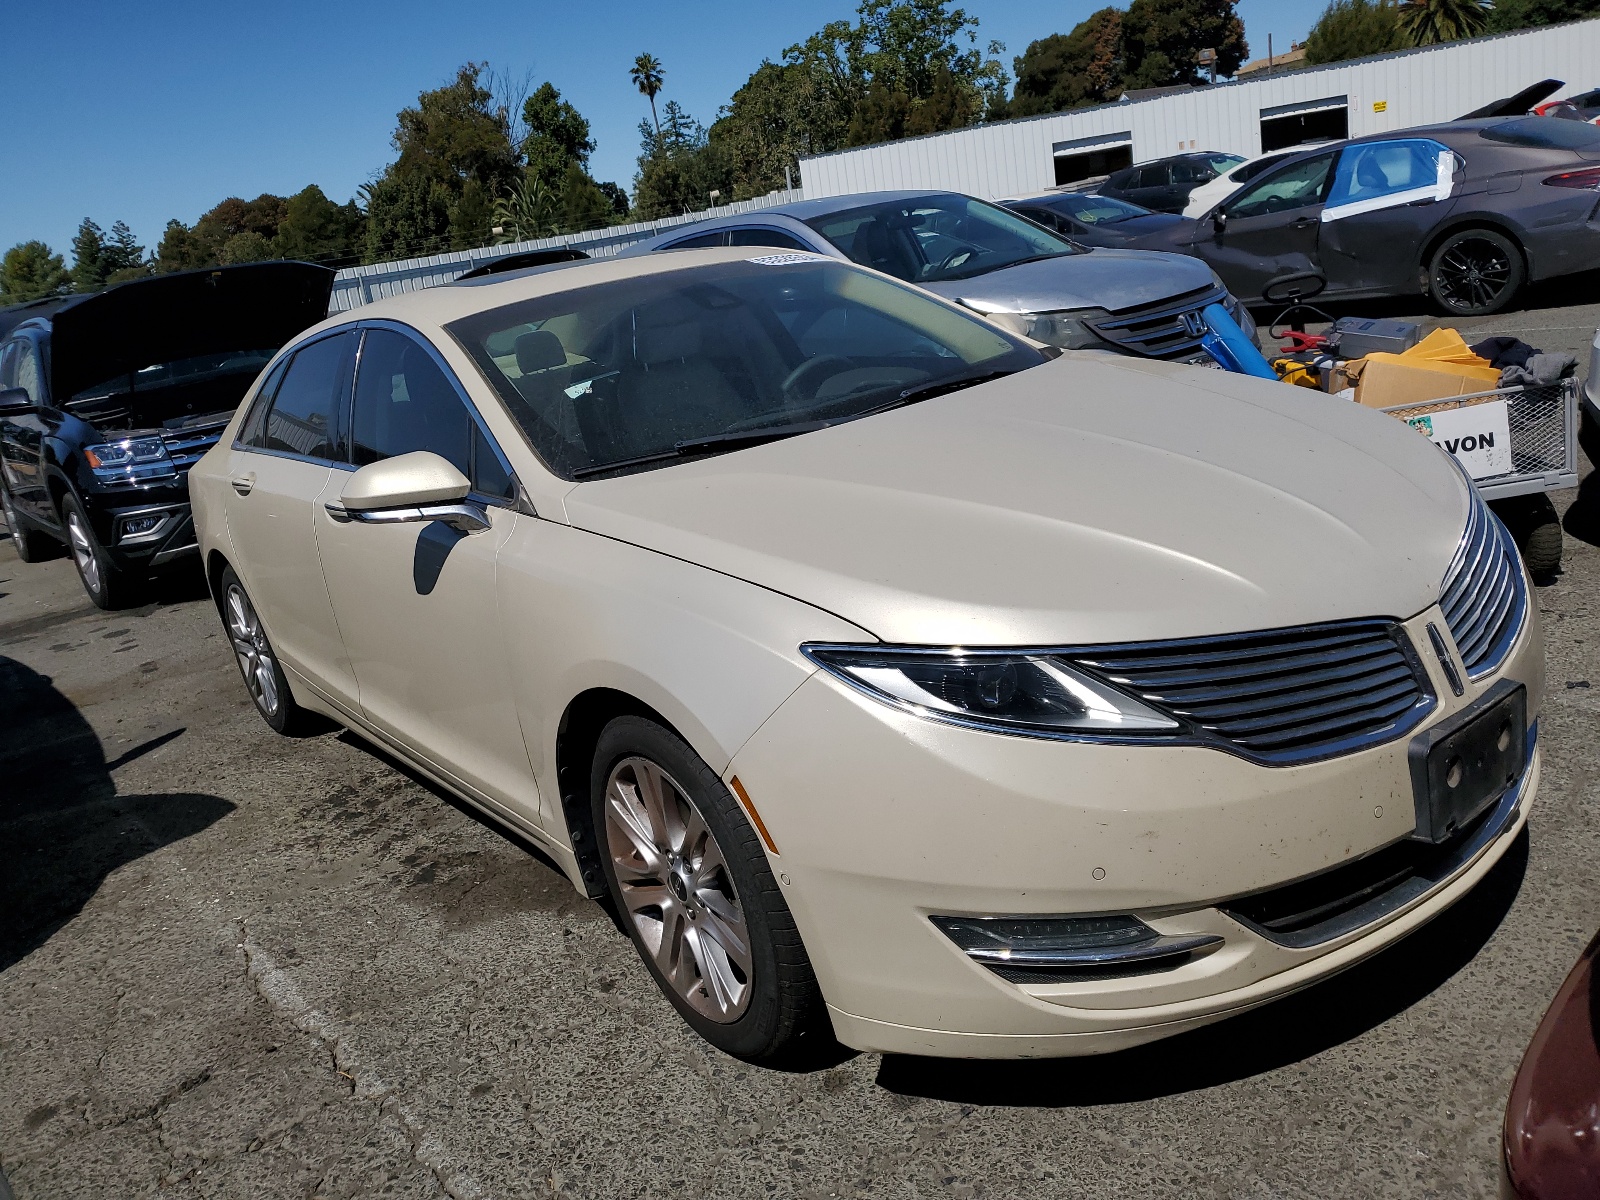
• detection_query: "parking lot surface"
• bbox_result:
[3,297,1600,1200]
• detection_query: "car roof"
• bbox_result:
[298,246,835,339]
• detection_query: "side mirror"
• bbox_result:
[325,451,489,533]
[1211,210,1228,235]
[0,387,34,416]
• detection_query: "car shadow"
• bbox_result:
[1250,267,1600,329]
[0,654,233,973]
[875,827,1528,1106]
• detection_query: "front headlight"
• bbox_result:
[1222,292,1260,348]
[990,309,1108,350]
[801,644,1180,739]
[964,304,1109,351]
[83,436,175,482]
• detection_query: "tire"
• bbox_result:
[59,489,140,609]
[1427,228,1524,316]
[1490,493,1563,575]
[0,482,52,563]
[218,565,316,735]
[590,715,826,1063]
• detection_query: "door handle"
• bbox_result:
[1290,217,1317,229]
[231,473,255,496]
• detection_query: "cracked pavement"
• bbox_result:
[2,298,1600,1198]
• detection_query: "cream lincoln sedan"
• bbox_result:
[190,247,1542,1062]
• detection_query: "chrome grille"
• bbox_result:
[1069,620,1433,765]
[1439,488,1525,678]
[1086,284,1226,359]
[161,426,226,472]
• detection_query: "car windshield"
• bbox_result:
[1480,116,1600,149]
[805,194,1082,284]
[1039,194,1151,225]
[1205,154,1247,174]
[448,257,1046,480]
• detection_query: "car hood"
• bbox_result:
[920,247,1218,314]
[48,261,334,403]
[564,354,1468,646]
[1094,212,1190,241]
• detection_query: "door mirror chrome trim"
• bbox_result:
[324,499,492,533]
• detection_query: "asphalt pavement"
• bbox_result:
[3,295,1600,1200]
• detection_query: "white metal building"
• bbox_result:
[799,20,1600,201]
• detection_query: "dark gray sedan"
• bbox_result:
[1166,116,1600,315]
[626,191,1257,361]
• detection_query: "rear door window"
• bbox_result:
[727,227,813,251]
[248,331,355,461]
[1138,164,1171,188]
[13,341,43,405]
[666,231,727,250]
[1323,139,1454,219]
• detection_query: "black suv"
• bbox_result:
[0,262,333,607]
[1097,151,1245,213]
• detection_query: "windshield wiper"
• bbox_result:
[570,421,832,480]
[857,367,1019,418]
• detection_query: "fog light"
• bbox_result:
[118,513,166,541]
[931,914,1222,980]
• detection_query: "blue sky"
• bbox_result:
[2,0,1327,259]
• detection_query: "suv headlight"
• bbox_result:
[83,437,175,482]
[801,645,1180,739]
[962,303,1109,351]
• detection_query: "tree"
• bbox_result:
[364,63,523,263]
[0,242,69,304]
[631,54,665,139]
[491,173,560,242]
[102,222,145,277]
[1120,0,1248,89]
[1487,0,1600,31]
[596,181,631,221]
[705,0,1006,197]
[1396,0,1490,43]
[1000,9,1126,117]
[633,101,733,219]
[69,219,107,293]
[1305,0,1403,63]
[522,82,597,194]
[219,231,274,265]
[272,185,365,265]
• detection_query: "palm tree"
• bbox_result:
[1396,0,1489,45]
[631,53,665,139]
[492,174,559,243]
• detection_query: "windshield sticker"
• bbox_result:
[747,253,822,266]
[564,379,594,399]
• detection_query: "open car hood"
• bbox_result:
[49,262,334,403]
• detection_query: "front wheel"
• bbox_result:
[1428,229,1524,316]
[60,490,139,609]
[218,566,316,735]
[591,715,827,1062]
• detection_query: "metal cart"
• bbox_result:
[1380,377,1579,500]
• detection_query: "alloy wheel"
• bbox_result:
[1435,237,1513,312]
[66,510,101,595]
[224,582,280,717]
[603,756,753,1022]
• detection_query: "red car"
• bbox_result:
[1503,928,1600,1196]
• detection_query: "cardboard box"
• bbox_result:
[1328,328,1500,408]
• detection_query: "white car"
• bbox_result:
[191,247,1542,1062]
[1183,149,1311,217]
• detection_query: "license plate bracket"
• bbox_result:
[1407,679,1526,845]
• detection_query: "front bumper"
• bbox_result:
[725,604,1543,1057]
[83,481,199,570]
